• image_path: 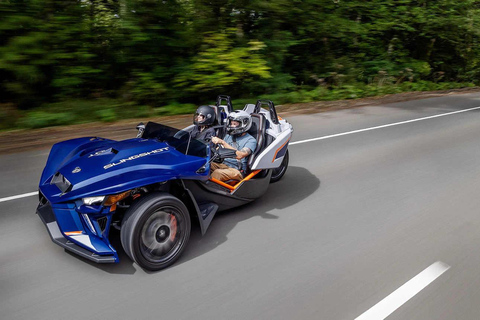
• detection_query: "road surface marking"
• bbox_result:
[290,105,480,145]
[355,261,450,320]
[0,191,38,203]
[2,106,480,203]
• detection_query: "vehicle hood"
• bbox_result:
[40,138,207,203]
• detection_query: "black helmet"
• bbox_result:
[193,105,216,126]
[226,110,252,135]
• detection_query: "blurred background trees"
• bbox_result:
[1,0,480,129]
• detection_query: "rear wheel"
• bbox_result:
[121,193,191,271]
[270,150,289,183]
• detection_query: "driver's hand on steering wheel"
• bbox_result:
[211,136,224,146]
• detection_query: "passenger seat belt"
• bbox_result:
[232,136,242,172]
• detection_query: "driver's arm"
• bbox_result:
[211,136,250,159]
[235,147,251,159]
[211,136,233,149]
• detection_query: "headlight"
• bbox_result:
[82,191,131,210]
[82,196,105,205]
[103,191,131,206]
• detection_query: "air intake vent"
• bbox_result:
[50,172,72,193]
[97,217,108,232]
[85,147,118,158]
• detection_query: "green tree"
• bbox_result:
[175,30,271,94]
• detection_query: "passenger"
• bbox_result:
[191,105,216,141]
[210,110,256,181]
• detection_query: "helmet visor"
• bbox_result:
[227,116,249,135]
[193,112,206,125]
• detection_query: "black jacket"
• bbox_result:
[191,126,216,141]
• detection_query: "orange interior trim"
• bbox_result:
[237,170,261,187]
[272,137,291,162]
[209,170,262,192]
[209,177,236,190]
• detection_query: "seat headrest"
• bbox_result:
[247,120,258,137]
[246,114,266,168]
[209,105,222,125]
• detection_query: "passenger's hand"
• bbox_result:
[211,136,222,145]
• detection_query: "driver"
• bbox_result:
[191,105,216,141]
[210,110,256,181]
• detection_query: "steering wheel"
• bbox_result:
[211,141,224,163]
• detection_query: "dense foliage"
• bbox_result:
[1,0,479,129]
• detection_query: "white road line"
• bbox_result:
[0,191,38,203]
[290,105,480,145]
[2,106,480,204]
[355,261,451,320]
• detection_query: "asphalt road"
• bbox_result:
[2,92,480,319]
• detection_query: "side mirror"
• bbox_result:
[136,122,145,138]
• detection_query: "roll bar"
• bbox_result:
[254,100,279,125]
[216,95,234,113]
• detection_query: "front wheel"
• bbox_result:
[270,150,289,183]
[121,193,191,271]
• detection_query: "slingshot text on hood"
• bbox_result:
[103,147,169,170]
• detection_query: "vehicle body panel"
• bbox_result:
[40,138,208,204]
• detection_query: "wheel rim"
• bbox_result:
[139,206,184,264]
[271,153,288,179]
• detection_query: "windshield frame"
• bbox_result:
[142,122,208,158]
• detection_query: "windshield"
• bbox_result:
[142,122,208,158]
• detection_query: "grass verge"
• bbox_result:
[1,81,476,131]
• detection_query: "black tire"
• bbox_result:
[120,192,191,271]
[270,150,289,183]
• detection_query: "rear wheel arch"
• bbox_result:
[270,149,289,183]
